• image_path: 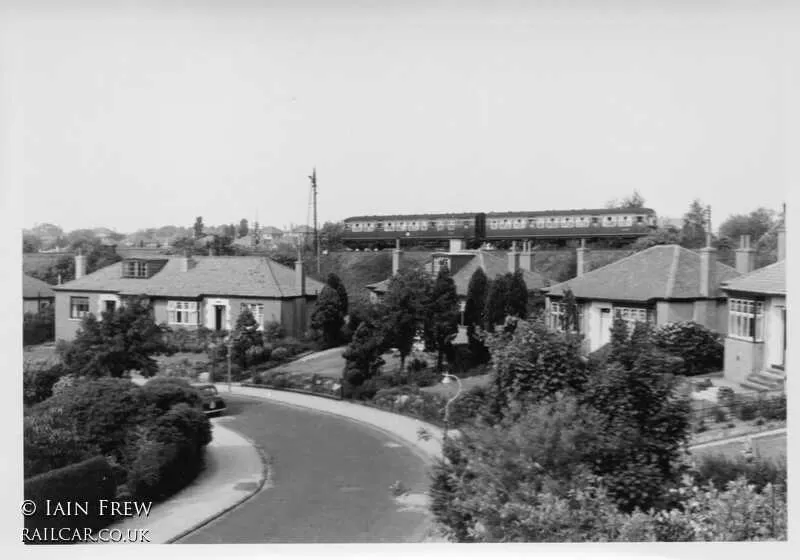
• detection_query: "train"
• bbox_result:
[341,207,658,249]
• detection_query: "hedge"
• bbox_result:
[652,321,723,376]
[23,308,55,346]
[139,377,203,416]
[23,456,117,544]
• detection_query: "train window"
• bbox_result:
[420,221,429,231]
[561,217,572,228]
[410,222,419,231]
[647,215,656,226]
[621,215,632,226]
[353,223,362,232]
[636,215,644,224]
[591,217,600,227]
[603,216,617,227]
[547,217,556,229]
[463,220,471,228]
[536,217,547,228]
[575,216,588,227]
[447,220,457,228]
[436,220,445,231]
[527,218,536,228]
[385,222,394,232]
[513,219,524,229]
[502,219,510,229]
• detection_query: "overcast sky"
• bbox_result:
[2,0,796,233]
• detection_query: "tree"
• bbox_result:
[341,321,386,397]
[23,234,42,253]
[238,219,249,239]
[630,226,682,251]
[606,190,646,209]
[383,268,431,371]
[425,263,460,371]
[310,286,344,349]
[719,207,776,244]
[464,268,490,363]
[326,272,349,317]
[484,275,509,330]
[506,270,528,319]
[680,199,708,249]
[608,312,633,367]
[320,221,345,252]
[231,308,263,368]
[59,296,169,378]
[193,217,204,239]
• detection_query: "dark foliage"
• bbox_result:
[23,307,55,346]
[425,263,460,371]
[310,286,345,349]
[23,362,67,407]
[651,321,724,376]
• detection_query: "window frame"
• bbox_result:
[728,297,764,342]
[69,296,90,320]
[167,300,199,326]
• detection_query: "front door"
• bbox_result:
[598,308,612,349]
[105,300,116,313]
[214,305,225,331]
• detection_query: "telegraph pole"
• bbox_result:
[309,167,320,275]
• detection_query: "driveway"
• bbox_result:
[179,394,432,543]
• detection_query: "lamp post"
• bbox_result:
[441,373,463,440]
[224,334,235,393]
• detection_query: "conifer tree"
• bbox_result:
[484,275,510,330]
[506,270,529,319]
[426,263,460,371]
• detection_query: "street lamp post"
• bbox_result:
[225,334,234,393]
[441,373,463,440]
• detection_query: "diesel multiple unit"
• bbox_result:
[341,208,657,247]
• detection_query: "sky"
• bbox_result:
[1,0,797,234]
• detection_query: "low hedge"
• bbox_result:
[251,370,342,398]
[24,456,117,543]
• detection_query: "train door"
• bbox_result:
[474,213,486,242]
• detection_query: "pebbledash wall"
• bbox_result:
[55,291,312,341]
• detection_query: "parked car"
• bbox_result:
[192,382,227,415]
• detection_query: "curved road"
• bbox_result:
[180,394,433,543]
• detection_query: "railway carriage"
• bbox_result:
[341,207,656,248]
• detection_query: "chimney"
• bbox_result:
[295,256,306,296]
[699,244,718,298]
[519,240,535,272]
[735,235,756,274]
[74,250,87,279]
[180,251,191,273]
[777,206,786,261]
[392,239,403,276]
[508,241,520,273]
[575,239,587,277]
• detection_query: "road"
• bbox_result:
[179,394,433,543]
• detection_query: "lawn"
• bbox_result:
[272,346,404,378]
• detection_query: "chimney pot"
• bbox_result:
[74,251,87,279]
[508,244,520,273]
[575,241,587,277]
[392,242,403,276]
[699,245,718,297]
[735,236,756,275]
[295,258,306,296]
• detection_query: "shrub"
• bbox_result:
[756,394,786,421]
[735,399,760,422]
[24,456,117,541]
[407,356,428,373]
[139,377,203,417]
[448,385,493,427]
[717,386,736,409]
[692,454,787,494]
[693,378,713,391]
[33,378,145,465]
[652,321,723,376]
[262,321,285,342]
[24,407,101,478]
[271,347,289,362]
[160,358,200,380]
[209,363,245,383]
[126,404,211,502]
[23,307,55,346]
[246,344,271,366]
[408,368,440,388]
[711,405,727,423]
[23,362,67,407]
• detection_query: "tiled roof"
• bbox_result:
[23,274,55,299]
[366,250,548,296]
[260,226,283,235]
[721,260,785,296]
[53,256,324,299]
[546,245,740,301]
[450,251,548,296]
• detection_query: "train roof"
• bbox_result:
[486,208,656,217]
[344,212,477,222]
[344,208,656,222]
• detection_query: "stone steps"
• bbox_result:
[742,369,786,392]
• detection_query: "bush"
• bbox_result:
[262,321,285,342]
[652,321,723,376]
[694,378,713,391]
[209,363,245,383]
[407,356,428,373]
[31,378,145,466]
[735,399,759,422]
[160,358,200,380]
[756,394,786,421]
[246,344,271,366]
[692,454,787,494]
[448,385,493,427]
[24,407,101,478]
[408,368,440,388]
[371,386,446,424]
[23,307,55,346]
[161,326,207,353]
[717,386,736,409]
[23,362,67,407]
[126,403,211,502]
[24,456,117,541]
[139,377,203,416]
[711,405,727,423]
[271,347,289,362]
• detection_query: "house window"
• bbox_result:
[70,296,90,319]
[614,307,649,333]
[549,301,582,332]
[168,301,199,325]
[241,303,265,328]
[124,261,148,278]
[729,298,764,341]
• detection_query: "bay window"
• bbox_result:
[729,298,764,341]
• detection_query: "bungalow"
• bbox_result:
[366,242,548,311]
[23,274,55,314]
[545,242,740,352]
[720,230,786,390]
[52,252,324,342]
